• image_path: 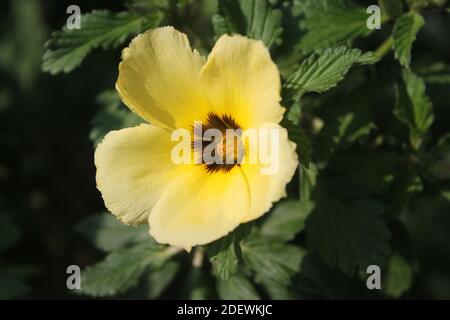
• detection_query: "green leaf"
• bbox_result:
[80,242,177,297]
[212,0,283,49]
[0,213,21,253]
[394,70,434,149]
[283,47,375,100]
[260,200,313,241]
[383,253,413,297]
[217,274,260,299]
[209,239,239,282]
[90,90,143,146]
[75,213,149,252]
[207,224,251,281]
[42,10,162,74]
[393,12,425,68]
[298,0,375,52]
[306,192,391,275]
[145,261,180,298]
[242,235,305,285]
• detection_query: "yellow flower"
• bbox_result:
[94,27,298,250]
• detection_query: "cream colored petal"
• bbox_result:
[240,123,298,222]
[116,27,210,129]
[148,166,250,250]
[95,124,187,225]
[199,34,284,129]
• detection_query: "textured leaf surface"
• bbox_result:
[212,0,282,48]
[306,193,391,275]
[393,12,425,68]
[80,242,176,296]
[395,70,434,149]
[284,47,375,99]
[42,10,162,74]
[242,235,305,285]
[297,0,374,52]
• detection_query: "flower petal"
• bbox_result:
[199,34,284,129]
[95,124,186,225]
[116,27,210,129]
[148,166,250,250]
[240,123,298,222]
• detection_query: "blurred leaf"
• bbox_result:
[126,0,171,15]
[260,200,313,241]
[297,253,362,299]
[80,242,177,297]
[242,235,305,285]
[383,253,413,297]
[90,90,143,146]
[212,0,283,49]
[209,239,238,282]
[297,0,375,52]
[42,10,162,74]
[0,271,29,299]
[145,260,180,298]
[283,47,376,100]
[426,133,450,181]
[385,169,423,218]
[182,264,210,300]
[207,224,251,281]
[282,118,312,168]
[395,70,434,149]
[441,188,450,201]
[0,0,46,90]
[0,213,21,253]
[319,104,376,153]
[393,12,425,68]
[418,63,450,85]
[306,192,391,275]
[260,277,298,299]
[379,0,404,18]
[321,151,398,199]
[217,274,260,299]
[75,213,149,252]
[300,163,318,202]
[406,0,447,9]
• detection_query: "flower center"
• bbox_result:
[216,134,245,164]
[193,112,244,173]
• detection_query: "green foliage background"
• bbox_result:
[1,0,450,299]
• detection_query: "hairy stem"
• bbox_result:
[192,246,204,268]
[375,36,394,60]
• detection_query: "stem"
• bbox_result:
[374,36,394,60]
[192,246,204,268]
